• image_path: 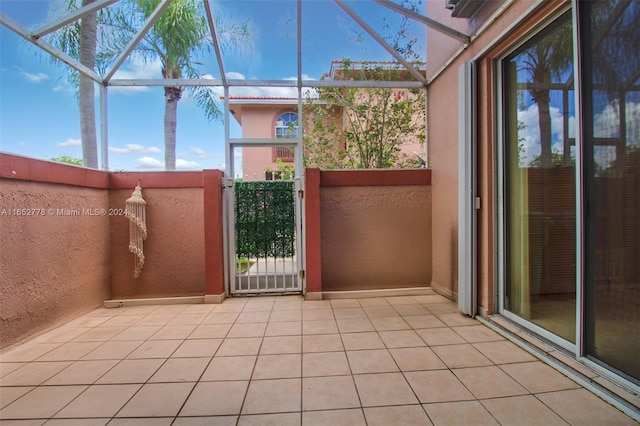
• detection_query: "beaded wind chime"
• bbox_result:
[125,183,147,277]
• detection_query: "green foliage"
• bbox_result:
[234,181,296,259]
[304,62,425,169]
[51,155,84,166]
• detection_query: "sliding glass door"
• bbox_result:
[580,0,640,383]
[502,12,577,344]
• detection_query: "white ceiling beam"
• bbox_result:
[334,0,428,87]
[32,0,119,38]
[373,0,470,44]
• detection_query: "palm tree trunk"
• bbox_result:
[537,95,553,168]
[164,86,181,170]
[79,0,98,168]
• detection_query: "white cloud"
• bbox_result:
[109,144,162,154]
[135,157,164,169]
[190,146,208,158]
[225,71,318,98]
[517,103,570,165]
[110,56,163,94]
[20,71,49,83]
[176,159,201,169]
[58,138,81,147]
[593,101,640,145]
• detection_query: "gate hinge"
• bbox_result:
[298,190,304,199]
[475,196,481,210]
[299,270,305,279]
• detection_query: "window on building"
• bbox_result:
[273,112,297,162]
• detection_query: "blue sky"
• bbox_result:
[0,0,425,171]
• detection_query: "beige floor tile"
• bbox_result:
[333,307,367,319]
[330,299,361,308]
[101,315,146,327]
[537,388,638,425]
[386,296,420,305]
[0,362,25,378]
[54,384,140,418]
[336,318,375,333]
[424,400,499,426]
[0,385,86,420]
[0,344,60,362]
[216,337,262,356]
[116,382,195,417]
[0,361,71,386]
[172,338,222,358]
[431,344,492,368]
[242,378,301,414]
[111,326,162,341]
[405,370,475,403]
[341,332,385,350]
[423,303,461,314]
[472,341,537,364]
[499,361,580,393]
[252,354,301,379]
[302,300,332,310]
[393,304,430,316]
[404,315,447,330]
[370,316,411,331]
[182,304,215,314]
[363,305,398,318]
[347,349,399,374]
[481,395,568,425]
[302,334,344,353]
[452,366,528,399]
[303,351,351,377]
[0,387,33,410]
[126,340,182,359]
[149,325,196,340]
[302,375,360,411]
[302,408,366,426]
[135,314,176,327]
[96,358,164,384]
[37,342,102,361]
[416,327,466,346]
[227,323,267,338]
[389,347,447,371]
[174,416,238,426]
[43,360,118,385]
[201,356,256,381]
[260,335,302,354]
[72,327,125,342]
[413,295,451,305]
[201,312,239,324]
[148,357,210,383]
[265,321,302,337]
[190,324,232,339]
[453,325,504,343]
[109,418,173,425]
[364,405,433,426]
[179,381,249,416]
[436,313,478,327]
[45,418,109,425]
[359,298,391,307]
[166,313,207,326]
[236,311,271,324]
[378,330,426,348]
[214,302,246,313]
[238,412,300,426]
[63,316,111,328]
[81,341,142,360]
[242,302,274,313]
[269,310,302,322]
[302,320,338,335]
[354,372,418,407]
[302,309,334,321]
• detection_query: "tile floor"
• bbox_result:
[0,292,637,425]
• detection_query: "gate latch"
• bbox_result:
[298,190,304,199]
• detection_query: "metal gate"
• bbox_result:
[224,143,304,295]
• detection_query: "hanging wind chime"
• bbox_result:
[125,182,147,278]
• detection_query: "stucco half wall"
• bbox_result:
[306,169,432,293]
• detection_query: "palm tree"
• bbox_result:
[48,0,100,168]
[118,0,250,170]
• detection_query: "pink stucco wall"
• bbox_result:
[426,0,567,309]
[0,162,111,349]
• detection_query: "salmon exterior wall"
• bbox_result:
[320,185,432,291]
[109,187,206,299]
[0,179,111,349]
